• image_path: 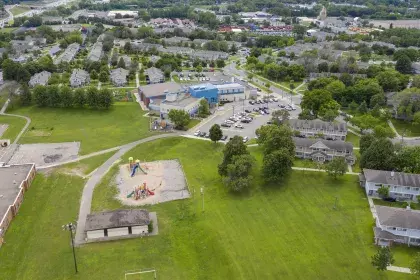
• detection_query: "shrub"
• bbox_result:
[148,220,153,233]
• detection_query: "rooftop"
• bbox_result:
[189,83,217,91]
[288,119,347,132]
[363,169,420,188]
[140,82,183,98]
[85,209,150,231]
[0,164,34,223]
[293,137,353,152]
[376,205,420,230]
[215,83,244,90]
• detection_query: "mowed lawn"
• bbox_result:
[391,119,420,137]
[8,102,155,154]
[0,138,417,280]
[0,115,26,142]
[10,5,31,16]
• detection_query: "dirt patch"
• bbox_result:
[116,160,190,206]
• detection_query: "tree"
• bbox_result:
[168,109,191,130]
[413,111,420,126]
[117,57,126,69]
[60,86,73,108]
[216,59,225,68]
[90,69,98,80]
[47,85,60,107]
[209,124,223,143]
[361,138,395,171]
[99,71,109,83]
[19,84,31,106]
[262,149,294,183]
[124,42,132,53]
[73,88,86,107]
[377,185,390,198]
[86,87,99,108]
[256,125,295,156]
[373,125,395,138]
[198,99,210,117]
[395,55,412,74]
[371,247,394,271]
[301,89,340,119]
[325,157,347,179]
[271,110,290,125]
[349,101,358,112]
[410,253,420,277]
[223,154,254,192]
[97,88,113,109]
[350,115,380,134]
[360,134,376,154]
[218,136,249,176]
[357,101,368,114]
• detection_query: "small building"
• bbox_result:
[139,81,182,108]
[29,71,51,87]
[374,205,420,247]
[145,67,164,84]
[87,41,103,62]
[189,83,219,104]
[293,137,355,165]
[160,92,202,118]
[110,68,129,87]
[360,169,420,202]
[0,164,36,247]
[288,119,347,140]
[216,83,246,102]
[70,69,90,87]
[85,209,150,240]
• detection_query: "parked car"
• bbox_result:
[221,135,228,141]
[249,100,255,105]
[243,136,249,143]
[200,132,207,137]
[194,130,201,136]
[235,124,244,129]
[278,104,285,108]
[245,109,251,113]
[221,123,231,127]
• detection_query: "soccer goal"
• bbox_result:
[124,268,157,280]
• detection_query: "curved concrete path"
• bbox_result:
[74,133,180,245]
[0,98,32,144]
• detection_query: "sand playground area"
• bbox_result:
[115,160,190,206]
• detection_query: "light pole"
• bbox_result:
[200,187,204,212]
[62,222,78,273]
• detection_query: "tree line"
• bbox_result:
[21,85,114,110]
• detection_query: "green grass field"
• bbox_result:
[391,119,420,137]
[8,102,155,154]
[57,151,117,176]
[0,115,26,142]
[0,137,417,279]
[10,5,31,16]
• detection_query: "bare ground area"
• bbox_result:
[7,142,80,166]
[115,160,190,206]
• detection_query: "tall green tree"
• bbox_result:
[371,247,394,271]
[60,86,73,108]
[97,88,113,109]
[209,124,223,143]
[223,154,255,192]
[395,55,412,74]
[262,149,294,183]
[19,84,32,106]
[86,87,99,108]
[47,85,61,107]
[361,138,395,170]
[325,157,347,179]
[73,88,86,107]
[218,136,249,176]
[198,99,210,117]
[168,109,191,130]
[99,71,109,83]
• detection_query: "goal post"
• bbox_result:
[124,268,157,280]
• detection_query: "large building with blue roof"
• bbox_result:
[188,83,219,104]
[189,83,246,104]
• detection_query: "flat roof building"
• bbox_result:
[0,164,36,247]
[189,83,218,104]
[85,209,149,241]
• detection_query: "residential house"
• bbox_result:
[120,55,131,68]
[288,119,347,140]
[11,36,47,53]
[70,69,90,87]
[87,41,103,62]
[145,67,164,84]
[190,50,229,60]
[54,43,80,65]
[293,137,355,165]
[29,71,51,87]
[110,68,129,87]
[131,41,162,52]
[162,36,190,45]
[49,44,61,56]
[160,46,193,56]
[374,205,420,247]
[360,169,420,202]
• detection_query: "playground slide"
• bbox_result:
[147,189,154,195]
[138,165,148,174]
[130,165,139,177]
[127,191,134,198]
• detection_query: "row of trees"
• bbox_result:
[26,85,114,109]
[246,56,306,83]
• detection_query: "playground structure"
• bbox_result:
[128,157,148,177]
[116,159,190,206]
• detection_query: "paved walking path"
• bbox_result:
[0,98,32,144]
[387,266,411,273]
[74,133,179,245]
[291,166,359,175]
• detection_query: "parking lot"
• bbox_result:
[191,97,301,142]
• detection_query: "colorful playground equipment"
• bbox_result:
[126,182,155,200]
[129,157,147,177]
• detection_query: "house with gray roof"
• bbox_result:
[293,137,355,165]
[288,119,347,140]
[131,41,162,52]
[161,46,193,55]
[162,36,190,45]
[29,71,51,87]
[70,69,90,87]
[87,41,103,62]
[374,205,420,247]
[360,169,420,202]
[110,68,129,87]
[190,50,229,60]
[146,67,164,84]
[54,43,80,65]
[120,55,131,68]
